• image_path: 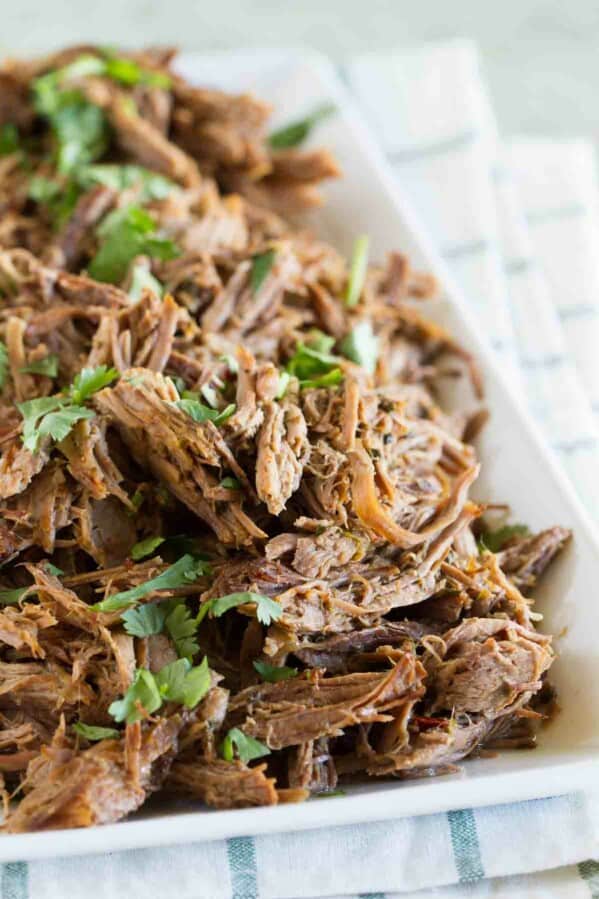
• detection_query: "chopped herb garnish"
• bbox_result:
[285,332,343,390]
[69,365,119,404]
[175,398,235,426]
[219,477,241,490]
[130,535,166,561]
[479,523,530,553]
[345,235,369,308]
[253,660,298,682]
[93,554,211,612]
[0,341,8,389]
[220,727,270,764]
[198,591,282,627]
[73,722,120,741]
[250,249,276,294]
[339,320,378,374]
[0,587,28,605]
[108,668,162,723]
[121,603,166,637]
[0,123,19,156]
[20,354,59,378]
[275,370,291,399]
[154,656,210,707]
[77,164,176,202]
[44,563,64,576]
[109,658,210,725]
[313,789,346,798]
[164,602,200,660]
[128,262,163,300]
[89,205,179,284]
[102,54,171,90]
[268,104,335,149]
[28,176,82,229]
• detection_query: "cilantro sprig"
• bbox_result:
[253,660,298,682]
[268,104,335,149]
[285,331,343,390]
[339,320,378,374]
[92,554,211,613]
[0,341,8,389]
[89,205,179,284]
[175,398,236,426]
[345,235,369,308]
[73,722,120,741]
[108,657,210,725]
[121,598,200,660]
[220,727,270,764]
[20,354,59,378]
[479,523,530,553]
[197,591,282,627]
[250,249,276,294]
[17,364,118,453]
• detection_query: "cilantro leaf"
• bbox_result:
[220,727,270,764]
[103,55,171,89]
[89,205,179,284]
[0,341,8,389]
[165,602,200,660]
[179,657,211,707]
[108,668,162,723]
[128,262,163,300]
[198,592,282,627]
[0,123,19,156]
[130,536,165,561]
[73,722,120,741]
[155,656,210,708]
[479,523,530,553]
[36,405,95,445]
[69,365,118,403]
[93,554,211,612]
[28,176,82,230]
[0,587,28,605]
[20,354,59,378]
[17,396,68,453]
[286,333,342,389]
[345,235,369,308]
[299,368,343,390]
[77,164,175,202]
[219,477,241,490]
[339,320,378,374]
[44,563,64,576]
[50,100,109,174]
[253,660,298,682]
[275,370,291,399]
[250,249,276,294]
[121,603,166,637]
[268,104,335,149]
[175,399,235,426]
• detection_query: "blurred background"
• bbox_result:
[3,0,599,148]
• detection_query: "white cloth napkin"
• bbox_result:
[4,39,598,899]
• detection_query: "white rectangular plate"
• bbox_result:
[2,50,598,862]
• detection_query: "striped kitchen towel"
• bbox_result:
[3,40,599,899]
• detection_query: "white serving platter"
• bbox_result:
[2,49,598,862]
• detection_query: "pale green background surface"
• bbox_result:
[3,0,599,145]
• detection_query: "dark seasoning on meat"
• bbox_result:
[0,45,570,832]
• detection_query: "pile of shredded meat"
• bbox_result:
[0,45,570,832]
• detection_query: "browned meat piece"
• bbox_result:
[226,654,425,749]
[294,621,427,673]
[0,660,95,729]
[288,737,337,792]
[0,461,76,559]
[0,437,50,500]
[266,526,368,579]
[58,417,128,505]
[498,526,571,592]
[256,400,309,515]
[4,715,184,832]
[423,618,554,719]
[0,73,35,129]
[166,758,278,810]
[95,368,265,545]
[0,605,57,658]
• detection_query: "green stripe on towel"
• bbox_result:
[1,862,28,899]
[447,809,484,883]
[579,859,599,897]
[227,836,259,899]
